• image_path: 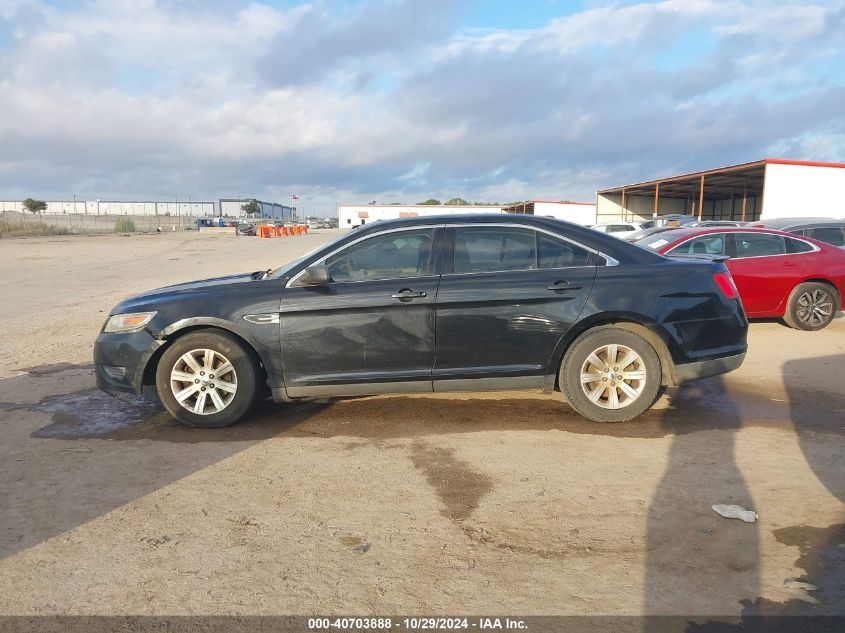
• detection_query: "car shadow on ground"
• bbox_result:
[644,354,845,630]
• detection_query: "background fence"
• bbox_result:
[1,211,201,237]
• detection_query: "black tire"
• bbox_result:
[782,282,838,331]
[560,327,662,423]
[155,329,259,428]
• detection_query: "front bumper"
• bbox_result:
[674,351,746,385]
[94,329,163,394]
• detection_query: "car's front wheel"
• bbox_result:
[783,282,837,331]
[155,329,259,428]
[560,327,662,423]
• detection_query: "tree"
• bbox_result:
[445,197,469,205]
[241,199,261,218]
[417,198,441,205]
[23,198,47,214]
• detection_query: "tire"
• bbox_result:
[782,282,838,331]
[560,327,662,423]
[155,329,259,428]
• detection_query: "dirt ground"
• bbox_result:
[0,230,843,617]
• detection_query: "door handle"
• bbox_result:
[547,280,582,291]
[391,289,427,301]
[783,260,799,267]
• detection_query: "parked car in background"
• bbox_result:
[640,214,697,229]
[624,226,678,243]
[747,218,845,248]
[95,215,747,428]
[590,222,644,238]
[236,223,257,236]
[638,227,845,330]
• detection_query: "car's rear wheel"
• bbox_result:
[155,329,258,427]
[561,327,661,423]
[783,282,837,331]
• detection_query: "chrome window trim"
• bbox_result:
[285,224,444,288]
[285,221,619,288]
[666,231,821,260]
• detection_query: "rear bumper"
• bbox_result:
[674,351,746,384]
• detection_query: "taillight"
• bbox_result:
[713,271,739,300]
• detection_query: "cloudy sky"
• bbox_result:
[1,0,844,214]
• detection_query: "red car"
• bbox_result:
[638,227,845,330]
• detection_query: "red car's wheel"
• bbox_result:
[783,282,838,331]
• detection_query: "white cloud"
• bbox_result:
[0,0,843,212]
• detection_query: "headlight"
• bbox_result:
[103,311,157,333]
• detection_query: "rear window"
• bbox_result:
[785,237,814,254]
[638,230,691,250]
[806,226,845,247]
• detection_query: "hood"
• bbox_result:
[111,272,262,313]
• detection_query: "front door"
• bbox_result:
[433,225,597,391]
[280,226,442,396]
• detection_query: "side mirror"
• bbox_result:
[300,264,331,286]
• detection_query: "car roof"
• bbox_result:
[754,217,843,229]
[351,214,662,264]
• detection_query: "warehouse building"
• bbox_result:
[596,158,845,225]
[0,197,292,219]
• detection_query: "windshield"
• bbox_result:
[269,235,346,278]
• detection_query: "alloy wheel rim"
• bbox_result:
[170,348,238,415]
[796,289,833,327]
[580,344,647,410]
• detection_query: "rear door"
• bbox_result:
[433,224,597,391]
[725,232,807,315]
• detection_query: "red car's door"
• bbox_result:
[726,233,806,316]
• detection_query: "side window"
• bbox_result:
[324,229,434,282]
[669,234,725,256]
[607,224,630,233]
[785,237,815,254]
[538,233,592,268]
[454,227,536,273]
[806,227,845,247]
[734,233,785,258]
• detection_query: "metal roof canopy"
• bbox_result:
[596,159,775,222]
[599,158,766,199]
[503,200,594,215]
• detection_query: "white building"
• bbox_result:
[501,200,597,225]
[338,204,505,228]
[595,158,845,224]
[338,200,598,228]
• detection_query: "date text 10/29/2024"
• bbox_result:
[308,617,528,630]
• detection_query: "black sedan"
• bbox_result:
[94,214,748,427]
